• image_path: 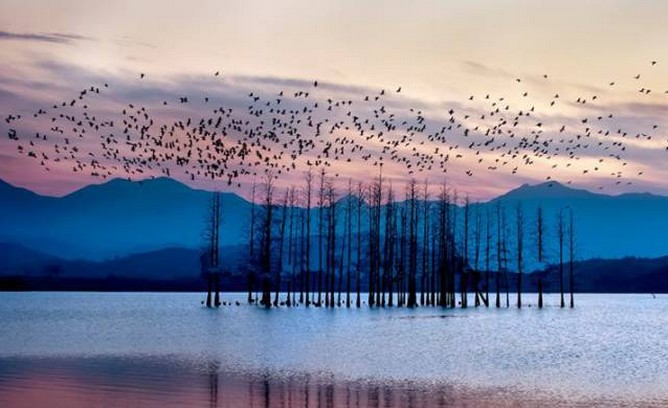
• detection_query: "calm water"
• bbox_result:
[0,292,666,407]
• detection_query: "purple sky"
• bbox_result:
[1,0,667,200]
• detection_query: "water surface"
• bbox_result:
[0,292,666,407]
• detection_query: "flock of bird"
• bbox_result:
[4,60,666,193]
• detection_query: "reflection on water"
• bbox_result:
[0,356,637,408]
[0,293,667,407]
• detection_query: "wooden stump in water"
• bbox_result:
[538,278,543,309]
[206,275,212,308]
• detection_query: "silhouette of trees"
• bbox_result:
[198,177,581,311]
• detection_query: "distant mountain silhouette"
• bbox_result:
[0,177,251,259]
[1,177,667,264]
[494,181,596,201]
[0,242,247,280]
[487,181,668,263]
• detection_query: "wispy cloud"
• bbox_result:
[461,61,514,80]
[0,30,93,45]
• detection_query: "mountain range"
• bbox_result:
[1,177,667,264]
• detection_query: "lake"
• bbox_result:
[0,292,666,407]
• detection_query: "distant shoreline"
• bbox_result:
[1,276,665,294]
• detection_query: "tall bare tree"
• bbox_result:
[461,194,469,308]
[437,182,448,307]
[204,192,222,308]
[248,181,257,303]
[368,172,383,306]
[317,168,326,306]
[407,179,418,308]
[421,180,430,306]
[384,183,396,307]
[569,208,575,308]
[474,205,482,307]
[516,203,523,308]
[274,188,289,306]
[356,182,364,308]
[259,172,275,308]
[304,169,314,306]
[484,207,492,307]
[558,209,565,308]
[287,186,296,306]
[536,206,545,309]
[346,179,353,308]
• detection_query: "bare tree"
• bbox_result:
[569,208,575,308]
[274,188,289,306]
[287,186,296,306]
[484,207,491,307]
[384,183,396,307]
[346,179,353,307]
[437,181,449,307]
[259,172,274,307]
[558,208,565,308]
[317,168,326,306]
[407,179,418,308]
[326,179,337,307]
[495,202,502,308]
[304,169,314,306]
[248,181,257,303]
[448,189,457,308]
[398,202,407,306]
[516,203,523,308]
[356,182,364,308]
[474,204,482,307]
[421,180,430,306]
[368,172,383,306]
[204,192,222,308]
[461,194,469,308]
[536,206,545,309]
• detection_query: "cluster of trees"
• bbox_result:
[204,169,577,309]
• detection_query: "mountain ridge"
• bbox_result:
[1,177,667,263]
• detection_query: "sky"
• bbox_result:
[1,0,667,200]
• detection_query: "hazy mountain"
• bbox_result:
[486,181,668,262]
[1,177,667,265]
[0,177,251,259]
[0,242,247,280]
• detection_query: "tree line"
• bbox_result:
[203,169,576,309]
